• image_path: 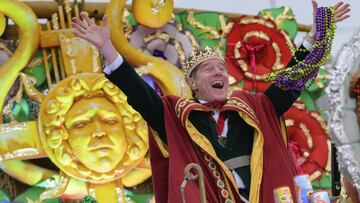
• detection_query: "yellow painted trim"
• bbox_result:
[181,104,194,124]
[279,117,288,148]
[0,121,46,160]
[0,121,56,185]
[239,112,264,203]
[233,97,255,115]
[89,181,119,203]
[150,129,169,158]
[0,160,56,185]
[185,120,239,196]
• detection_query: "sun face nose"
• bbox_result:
[92,131,106,138]
[92,119,107,138]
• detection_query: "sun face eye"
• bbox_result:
[105,119,118,125]
[73,121,87,129]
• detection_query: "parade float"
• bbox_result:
[0,0,358,202]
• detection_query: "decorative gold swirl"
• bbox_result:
[40,172,70,201]
[187,10,233,41]
[0,0,40,122]
[143,31,171,43]
[260,7,295,29]
[173,40,186,64]
[185,31,200,49]
[19,72,45,103]
[0,148,39,162]
[243,31,270,41]
[122,8,134,38]
[310,112,330,135]
[239,16,275,28]
[271,43,284,71]
[299,122,313,149]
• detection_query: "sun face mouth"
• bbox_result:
[211,80,224,89]
[89,144,114,151]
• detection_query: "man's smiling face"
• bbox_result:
[187,58,228,102]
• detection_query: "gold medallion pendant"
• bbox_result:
[218,136,228,148]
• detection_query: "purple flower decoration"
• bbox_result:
[129,23,199,68]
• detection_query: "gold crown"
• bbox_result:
[181,46,224,78]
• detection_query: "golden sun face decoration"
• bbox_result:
[38,73,148,184]
[1,0,183,201]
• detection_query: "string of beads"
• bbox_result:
[265,7,336,91]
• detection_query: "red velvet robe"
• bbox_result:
[148,90,298,203]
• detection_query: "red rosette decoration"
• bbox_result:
[284,101,331,181]
[226,16,294,92]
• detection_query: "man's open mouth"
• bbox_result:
[211,81,224,89]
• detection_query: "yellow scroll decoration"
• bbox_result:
[0,0,40,121]
[106,0,191,98]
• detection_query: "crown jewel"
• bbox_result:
[181,46,224,77]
